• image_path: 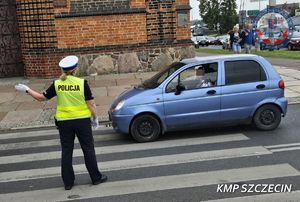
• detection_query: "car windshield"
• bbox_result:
[140,62,185,89]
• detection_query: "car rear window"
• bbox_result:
[225,60,267,85]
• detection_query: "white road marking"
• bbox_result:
[0,146,271,183]
[265,142,300,149]
[0,133,249,165]
[0,129,59,140]
[0,164,297,202]
[0,134,122,151]
[205,190,300,202]
[0,128,115,140]
[269,146,300,153]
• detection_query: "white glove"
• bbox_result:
[91,117,99,130]
[15,84,30,93]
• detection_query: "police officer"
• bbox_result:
[15,56,107,190]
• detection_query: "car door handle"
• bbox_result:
[256,84,266,89]
[207,90,216,95]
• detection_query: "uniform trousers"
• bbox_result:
[57,118,102,186]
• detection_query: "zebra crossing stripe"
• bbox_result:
[0,146,271,183]
[205,190,300,202]
[265,142,300,149]
[0,133,122,151]
[0,129,59,140]
[0,164,297,202]
[0,133,249,165]
[269,146,300,153]
[265,143,300,153]
[0,128,115,140]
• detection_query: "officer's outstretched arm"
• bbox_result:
[15,84,47,102]
[27,89,48,102]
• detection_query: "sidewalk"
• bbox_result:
[0,72,156,131]
[0,66,300,131]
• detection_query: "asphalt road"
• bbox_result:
[196,46,300,70]
[0,104,300,201]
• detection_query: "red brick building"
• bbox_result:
[1,0,194,78]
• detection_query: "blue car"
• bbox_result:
[109,54,287,142]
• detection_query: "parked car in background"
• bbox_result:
[215,35,227,45]
[191,35,200,48]
[206,36,218,45]
[109,54,287,142]
[221,35,230,50]
[287,31,300,50]
[196,36,209,46]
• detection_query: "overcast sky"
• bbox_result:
[190,0,300,20]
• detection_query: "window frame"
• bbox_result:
[165,62,219,93]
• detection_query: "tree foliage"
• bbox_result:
[219,0,238,34]
[198,0,238,34]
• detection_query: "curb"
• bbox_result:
[0,121,113,134]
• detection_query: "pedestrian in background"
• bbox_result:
[229,25,242,54]
[15,56,107,190]
[242,23,255,54]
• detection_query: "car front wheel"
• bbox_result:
[130,114,161,142]
[253,104,281,131]
[288,44,293,51]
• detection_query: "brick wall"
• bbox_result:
[175,0,189,5]
[15,0,192,78]
[146,0,176,42]
[70,0,129,13]
[22,53,62,78]
[55,14,147,48]
[16,0,57,50]
[130,0,145,8]
[54,0,71,13]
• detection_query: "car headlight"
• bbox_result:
[115,100,125,111]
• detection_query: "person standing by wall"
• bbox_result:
[15,56,107,190]
[242,23,255,54]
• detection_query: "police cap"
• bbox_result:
[59,56,79,71]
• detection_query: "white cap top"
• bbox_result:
[59,56,79,71]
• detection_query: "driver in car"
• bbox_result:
[194,66,213,88]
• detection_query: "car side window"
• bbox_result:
[225,60,267,85]
[166,63,218,93]
[166,75,179,92]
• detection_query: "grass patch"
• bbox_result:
[207,34,223,37]
[196,48,300,60]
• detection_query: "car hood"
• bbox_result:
[110,87,162,109]
[111,87,140,108]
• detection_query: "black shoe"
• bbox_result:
[93,175,108,185]
[64,185,73,190]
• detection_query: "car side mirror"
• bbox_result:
[175,83,185,95]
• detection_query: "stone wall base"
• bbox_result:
[22,45,195,78]
[77,46,195,76]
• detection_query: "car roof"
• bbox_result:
[181,54,260,64]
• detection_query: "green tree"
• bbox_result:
[219,0,238,34]
[198,0,220,31]
[198,0,238,34]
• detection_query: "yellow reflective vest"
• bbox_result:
[54,76,91,121]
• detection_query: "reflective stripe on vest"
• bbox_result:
[54,76,91,121]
